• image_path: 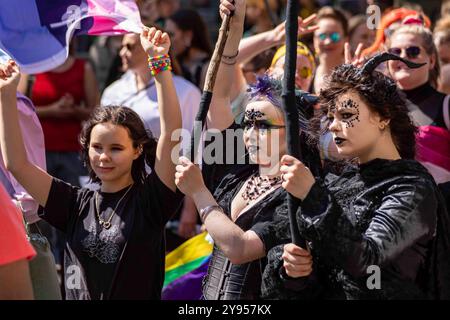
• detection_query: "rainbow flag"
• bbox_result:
[162,232,213,300]
[0,0,142,74]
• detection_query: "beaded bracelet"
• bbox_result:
[148,54,172,76]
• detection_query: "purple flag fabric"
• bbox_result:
[0,0,142,73]
[162,256,210,300]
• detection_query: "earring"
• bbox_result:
[379,123,386,130]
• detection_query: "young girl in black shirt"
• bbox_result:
[0,27,183,299]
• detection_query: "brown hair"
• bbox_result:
[80,106,157,184]
[169,9,212,56]
[316,6,349,36]
[315,64,418,159]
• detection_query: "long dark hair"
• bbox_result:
[79,106,157,184]
[169,9,212,57]
[316,64,418,159]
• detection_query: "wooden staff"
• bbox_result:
[188,14,232,162]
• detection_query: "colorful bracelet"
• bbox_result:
[148,54,172,76]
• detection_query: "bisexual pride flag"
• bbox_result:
[0,0,142,74]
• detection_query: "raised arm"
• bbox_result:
[0,61,53,207]
[206,0,246,131]
[175,156,264,264]
[140,27,182,192]
[222,10,318,119]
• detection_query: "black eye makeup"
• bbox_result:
[241,119,285,131]
[338,99,360,128]
[244,109,265,122]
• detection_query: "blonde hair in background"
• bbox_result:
[441,0,450,17]
[434,16,450,46]
[389,25,440,88]
[270,41,316,72]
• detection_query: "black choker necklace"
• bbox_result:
[241,173,282,205]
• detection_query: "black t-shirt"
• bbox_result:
[40,171,183,300]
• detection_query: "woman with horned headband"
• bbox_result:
[272,53,450,299]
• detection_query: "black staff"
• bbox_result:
[263,0,280,28]
[281,0,305,246]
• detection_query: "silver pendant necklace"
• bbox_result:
[95,184,133,229]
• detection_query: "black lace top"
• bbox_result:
[201,123,322,299]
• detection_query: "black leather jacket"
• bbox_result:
[296,158,450,299]
[263,158,450,299]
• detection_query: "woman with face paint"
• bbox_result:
[174,0,322,300]
[274,54,450,299]
[223,14,318,124]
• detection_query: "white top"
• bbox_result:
[101,71,201,152]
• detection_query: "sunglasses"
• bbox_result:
[387,46,421,59]
[242,120,286,132]
[317,32,341,43]
[122,43,138,52]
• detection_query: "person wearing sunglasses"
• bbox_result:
[312,6,348,93]
[387,25,450,194]
[361,8,431,59]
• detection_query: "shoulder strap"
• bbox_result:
[25,74,36,98]
[443,94,450,130]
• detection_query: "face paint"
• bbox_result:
[243,109,285,136]
[244,109,266,134]
[244,109,265,122]
[338,99,360,128]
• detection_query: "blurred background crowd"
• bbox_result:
[4,0,450,295]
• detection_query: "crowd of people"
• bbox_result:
[0,0,449,300]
